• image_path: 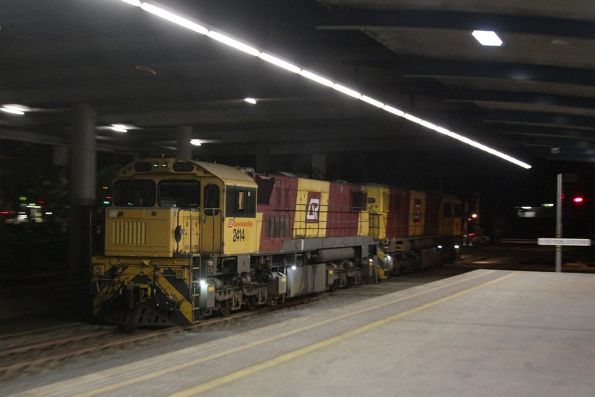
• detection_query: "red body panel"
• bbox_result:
[256,175,298,253]
[425,192,441,236]
[327,182,362,237]
[386,188,410,239]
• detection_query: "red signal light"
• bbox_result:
[572,196,584,204]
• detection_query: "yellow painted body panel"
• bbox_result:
[293,178,330,238]
[408,191,426,236]
[104,208,199,257]
[255,212,264,252]
[364,186,389,240]
[222,217,259,255]
[196,161,257,187]
[200,178,224,254]
[357,210,369,236]
[439,195,463,236]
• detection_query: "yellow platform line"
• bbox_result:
[170,272,517,397]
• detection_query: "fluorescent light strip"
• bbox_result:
[360,96,384,108]
[300,70,334,88]
[124,1,531,169]
[207,31,260,56]
[383,105,405,117]
[140,3,208,35]
[332,83,361,99]
[259,53,301,74]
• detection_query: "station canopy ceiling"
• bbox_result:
[1,0,595,166]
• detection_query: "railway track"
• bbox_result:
[0,294,327,381]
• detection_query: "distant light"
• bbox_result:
[520,206,532,210]
[190,139,202,146]
[291,265,297,271]
[471,213,478,218]
[542,203,554,207]
[199,279,208,289]
[454,245,460,250]
[244,97,257,105]
[1,104,28,115]
[110,124,128,133]
[573,196,584,204]
[437,245,443,249]
[119,0,141,6]
[45,211,53,215]
[472,30,503,47]
[103,201,110,205]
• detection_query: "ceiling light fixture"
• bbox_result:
[110,124,129,133]
[244,97,257,105]
[190,139,202,146]
[472,30,503,47]
[0,104,28,115]
[117,1,530,169]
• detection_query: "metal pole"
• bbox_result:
[555,173,563,272]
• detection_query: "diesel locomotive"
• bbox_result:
[91,158,463,326]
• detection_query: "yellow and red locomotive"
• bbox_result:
[91,158,462,326]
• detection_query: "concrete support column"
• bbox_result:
[176,125,193,160]
[312,153,327,180]
[69,104,96,280]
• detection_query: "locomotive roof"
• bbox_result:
[197,161,257,187]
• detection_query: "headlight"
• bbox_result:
[437,245,443,249]
[454,245,460,250]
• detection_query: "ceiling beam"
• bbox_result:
[318,9,595,40]
[347,56,595,87]
[444,91,595,110]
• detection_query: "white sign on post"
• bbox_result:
[538,238,591,247]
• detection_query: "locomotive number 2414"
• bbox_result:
[232,228,246,242]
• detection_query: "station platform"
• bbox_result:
[8,269,595,397]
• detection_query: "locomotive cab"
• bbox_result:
[92,158,259,326]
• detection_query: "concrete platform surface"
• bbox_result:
[6,269,595,397]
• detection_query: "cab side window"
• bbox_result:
[226,187,256,217]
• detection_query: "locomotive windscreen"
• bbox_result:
[158,180,200,208]
[113,180,156,207]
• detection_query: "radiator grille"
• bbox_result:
[111,221,147,246]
